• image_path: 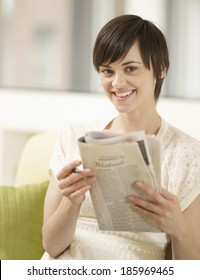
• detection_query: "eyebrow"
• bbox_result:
[100,60,142,68]
[122,60,142,66]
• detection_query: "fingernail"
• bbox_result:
[127,195,135,202]
[135,181,143,187]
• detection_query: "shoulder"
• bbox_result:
[59,119,110,140]
[159,120,200,210]
[159,119,200,155]
[159,119,200,175]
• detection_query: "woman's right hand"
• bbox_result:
[56,160,96,205]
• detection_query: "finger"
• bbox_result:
[133,204,158,218]
[60,175,96,196]
[59,168,96,189]
[160,187,177,202]
[57,160,82,179]
[128,195,160,214]
[68,185,91,199]
[134,181,166,205]
[132,205,162,230]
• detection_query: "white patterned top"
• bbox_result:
[42,118,200,260]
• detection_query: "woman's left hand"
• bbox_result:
[128,181,188,238]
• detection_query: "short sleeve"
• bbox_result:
[160,121,200,211]
[173,139,200,211]
[48,125,79,176]
[48,120,107,177]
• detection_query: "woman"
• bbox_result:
[42,15,200,260]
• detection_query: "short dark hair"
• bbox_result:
[93,14,169,101]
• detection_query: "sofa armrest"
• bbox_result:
[15,132,57,186]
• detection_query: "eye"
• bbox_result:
[100,68,113,76]
[126,66,138,72]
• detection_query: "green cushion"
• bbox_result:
[0,181,48,260]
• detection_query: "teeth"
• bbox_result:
[115,90,132,97]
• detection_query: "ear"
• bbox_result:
[160,67,167,79]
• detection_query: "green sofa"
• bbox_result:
[0,132,57,260]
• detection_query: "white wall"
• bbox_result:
[0,88,200,185]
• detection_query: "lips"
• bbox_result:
[113,90,134,99]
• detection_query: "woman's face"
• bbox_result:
[99,41,157,116]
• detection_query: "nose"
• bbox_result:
[112,72,126,88]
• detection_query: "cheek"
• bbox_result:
[100,78,110,90]
[139,75,156,89]
[99,76,104,87]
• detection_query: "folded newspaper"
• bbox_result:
[77,130,161,232]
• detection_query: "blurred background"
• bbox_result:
[1,0,200,185]
[0,0,200,98]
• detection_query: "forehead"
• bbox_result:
[105,41,142,67]
[122,41,141,61]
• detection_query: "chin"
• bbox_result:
[113,107,130,114]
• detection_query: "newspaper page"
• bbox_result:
[77,131,161,232]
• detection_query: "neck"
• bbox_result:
[107,111,161,135]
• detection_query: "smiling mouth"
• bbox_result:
[113,90,134,98]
